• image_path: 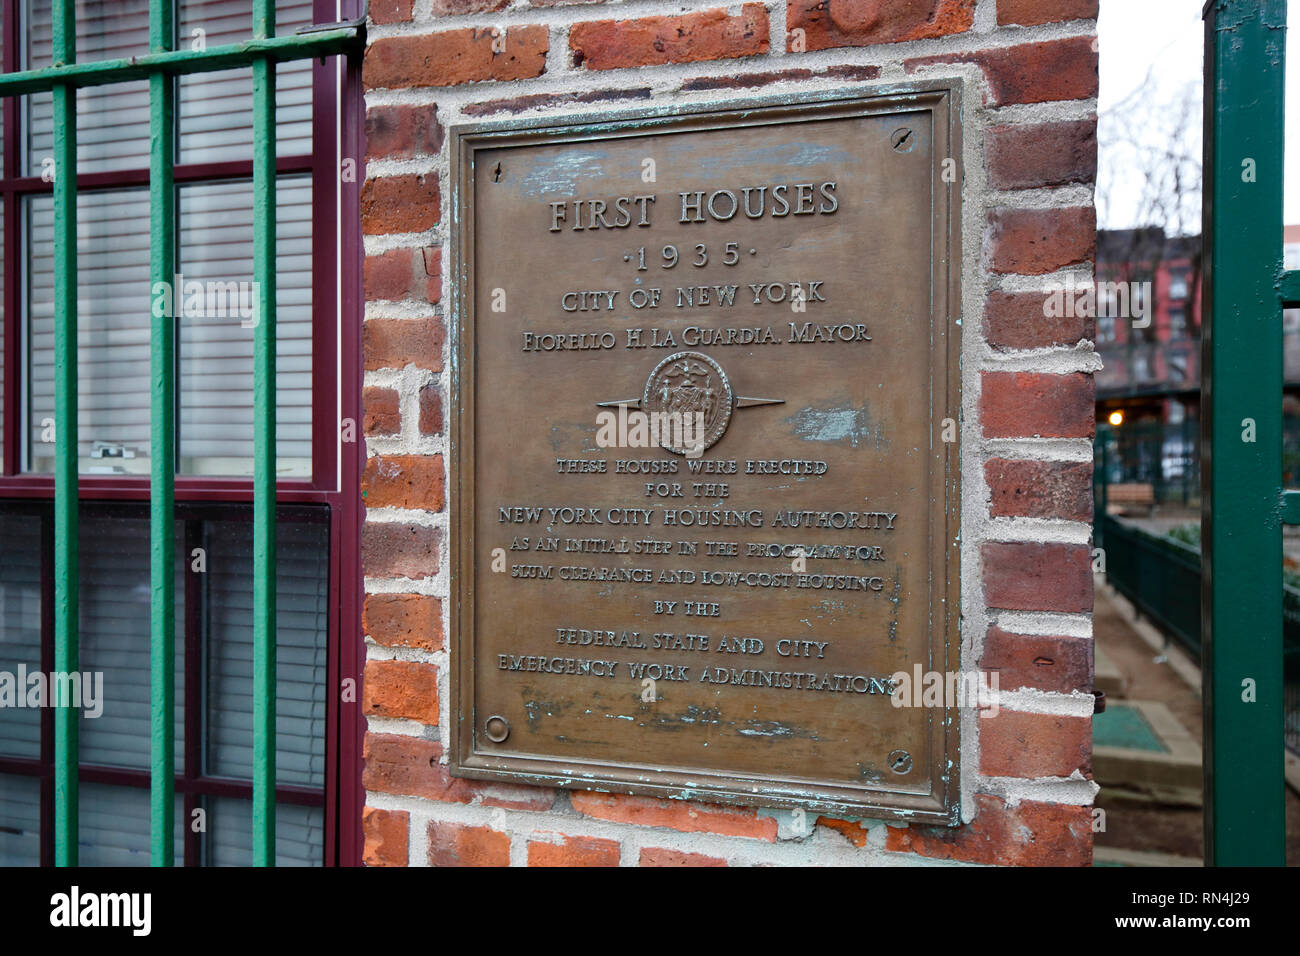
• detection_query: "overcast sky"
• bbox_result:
[1098,0,1300,229]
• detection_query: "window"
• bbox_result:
[0,0,363,865]
[1168,270,1190,301]
[1169,308,1188,340]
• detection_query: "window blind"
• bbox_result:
[26,176,314,476]
[23,0,317,477]
[205,517,328,787]
[0,512,42,761]
[75,515,186,770]
[0,774,41,866]
[25,0,315,175]
[178,176,314,475]
[207,797,322,866]
[78,783,184,866]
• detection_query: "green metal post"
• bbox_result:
[0,30,362,97]
[148,0,177,867]
[251,0,278,867]
[1201,0,1287,866]
[51,0,79,869]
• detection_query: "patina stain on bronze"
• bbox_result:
[449,85,963,822]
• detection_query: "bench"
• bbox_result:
[1106,483,1155,516]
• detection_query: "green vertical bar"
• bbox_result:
[251,0,277,867]
[51,0,78,870]
[1202,0,1287,866]
[149,0,176,867]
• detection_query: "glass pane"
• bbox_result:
[178,0,315,164]
[25,178,312,477]
[77,515,185,770]
[0,511,42,760]
[25,0,151,175]
[25,188,153,474]
[205,797,322,866]
[0,774,41,865]
[205,516,328,787]
[79,783,184,866]
[178,175,313,476]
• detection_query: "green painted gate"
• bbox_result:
[0,2,361,867]
[1202,0,1296,866]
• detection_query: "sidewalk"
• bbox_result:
[1091,579,1300,865]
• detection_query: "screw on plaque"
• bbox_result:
[890,128,915,152]
[492,161,503,183]
[888,749,913,774]
[484,715,510,743]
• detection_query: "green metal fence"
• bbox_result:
[1097,513,1300,756]
[0,2,361,867]
[1096,416,1300,509]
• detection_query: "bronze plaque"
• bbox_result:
[450,85,962,821]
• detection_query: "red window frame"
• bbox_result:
[0,0,364,866]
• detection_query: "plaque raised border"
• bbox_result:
[448,82,964,823]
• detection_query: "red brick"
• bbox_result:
[363,659,439,724]
[787,0,975,51]
[478,784,556,812]
[364,316,445,371]
[570,5,769,71]
[527,833,621,867]
[364,26,548,90]
[363,733,446,799]
[987,119,1097,190]
[420,247,442,304]
[886,792,1092,865]
[981,371,1094,439]
[362,174,440,235]
[997,0,1098,27]
[680,69,814,92]
[906,37,1098,106]
[363,454,445,511]
[365,105,445,161]
[820,64,884,82]
[362,522,441,579]
[981,626,1093,695]
[462,88,653,116]
[989,207,1096,276]
[982,541,1093,614]
[419,384,444,436]
[985,458,1092,521]
[363,593,443,651]
[363,734,554,810]
[370,0,413,25]
[364,247,416,302]
[427,821,511,867]
[569,792,778,841]
[363,387,401,437]
[981,709,1092,778]
[362,807,409,866]
[432,0,510,14]
[639,847,727,867]
[984,290,1094,351]
[817,816,869,847]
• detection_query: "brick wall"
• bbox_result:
[359,0,1100,867]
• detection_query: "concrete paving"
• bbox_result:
[1091,580,1300,865]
